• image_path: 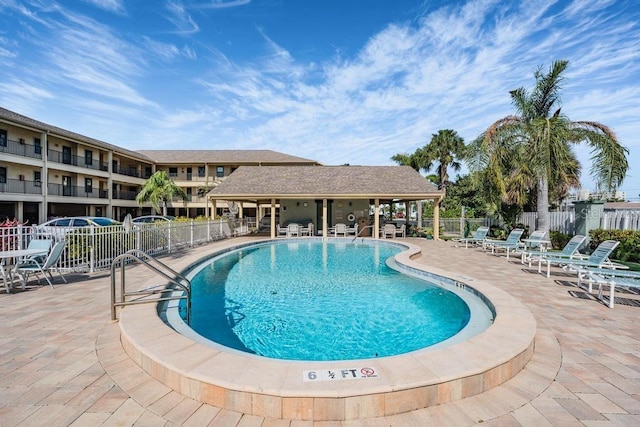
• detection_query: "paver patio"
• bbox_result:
[1,237,639,426]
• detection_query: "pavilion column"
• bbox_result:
[210,199,216,219]
[374,198,380,239]
[238,202,244,219]
[270,198,276,239]
[417,200,423,228]
[322,199,328,238]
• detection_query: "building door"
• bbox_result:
[62,176,72,196]
[62,146,72,164]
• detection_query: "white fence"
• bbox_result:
[1,219,250,273]
[517,210,640,234]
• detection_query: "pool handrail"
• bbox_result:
[110,249,191,324]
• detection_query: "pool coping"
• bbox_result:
[118,238,537,421]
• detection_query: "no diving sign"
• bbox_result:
[303,367,379,382]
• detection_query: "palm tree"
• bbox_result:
[419,129,466,190]
[136,170,187,216]
[468,60,628,232]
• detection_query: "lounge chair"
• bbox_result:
[453,226,489,249]
[576,269,640,308]
[535,239,620,278]
[334,223,347,237]
[14,241,67,289]
[485,228,525,259]
[395,224,406,238]
[525,234,587,271]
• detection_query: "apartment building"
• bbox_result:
[0,107,319,224]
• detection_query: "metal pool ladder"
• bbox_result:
[110,249,191,324]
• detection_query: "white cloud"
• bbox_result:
[81,0,125,14]
[165,0,199,34]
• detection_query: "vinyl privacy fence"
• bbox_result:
[517,210,640,234]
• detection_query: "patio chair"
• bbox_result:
[536,239,620,278]
[525,234,587,271]
[576,268,640,308]
[485,228,525,259]
[346,223,358,236]
[25,238,53,264]
[276,224,288,237]
[287,223,300,237]
[381,224,396,239]
[300,223,314,237]
[395,224,406,238]
[334,223,347,237]
[452,226,489,249]
[14,241,67,289]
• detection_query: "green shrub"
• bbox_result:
[588,229,640,263]
[549,231,572,250]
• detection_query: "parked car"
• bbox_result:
[132,215,175,224]
[34,216,121,238]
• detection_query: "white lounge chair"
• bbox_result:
[525,234,587,271]
[453,226,489,249]
[485,228,525,259]
[395,224,406,238]
[538,239,620,279]
[577,268,640,308]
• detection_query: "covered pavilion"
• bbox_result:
[207,165,443,239]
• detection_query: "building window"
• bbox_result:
[34,137,42,154]
[216,166,224,177]
[34,170,41,186]
[0,129,7,147]
[198,166,205,177]
[85,150,93,165]
[85,178,93,193]
[169,167,178,177]
[0,166,6,183]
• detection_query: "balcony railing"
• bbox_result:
[47,149,109,171]
[114,165,143,178]
[0,138,43,159]
[0,178,43,195]
[113,189,138,200]
[47,183,108,198]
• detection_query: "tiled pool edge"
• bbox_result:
[118,239,537,421]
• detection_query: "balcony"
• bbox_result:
[0,178,43,195]
[47,149,109,171]
[47,183,108,198]
[113,189,138,200]
[0,138,43,159]
[114,165,144,178]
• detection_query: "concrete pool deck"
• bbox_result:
[1,237,640,425]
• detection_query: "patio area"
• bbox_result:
[1,237,639,426]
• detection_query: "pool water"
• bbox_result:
[181,240,472,361]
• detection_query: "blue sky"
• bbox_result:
[1,0,639,200]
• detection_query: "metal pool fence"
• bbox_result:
[1,219,250,273]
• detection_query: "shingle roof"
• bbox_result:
[138,150,319,164]
[0,107,153,162]
[208,166,442,201]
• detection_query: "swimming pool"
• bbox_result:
[121,237,537,421]
[170,239,494,361]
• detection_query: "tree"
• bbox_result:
[136,170,187,216]
[419,129,466,190]
[468,60,628,232]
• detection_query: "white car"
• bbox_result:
[34,216,121,237]
[131,215,175,224]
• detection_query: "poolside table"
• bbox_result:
[0,248,49,293]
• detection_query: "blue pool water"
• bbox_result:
[180,240,475,361]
